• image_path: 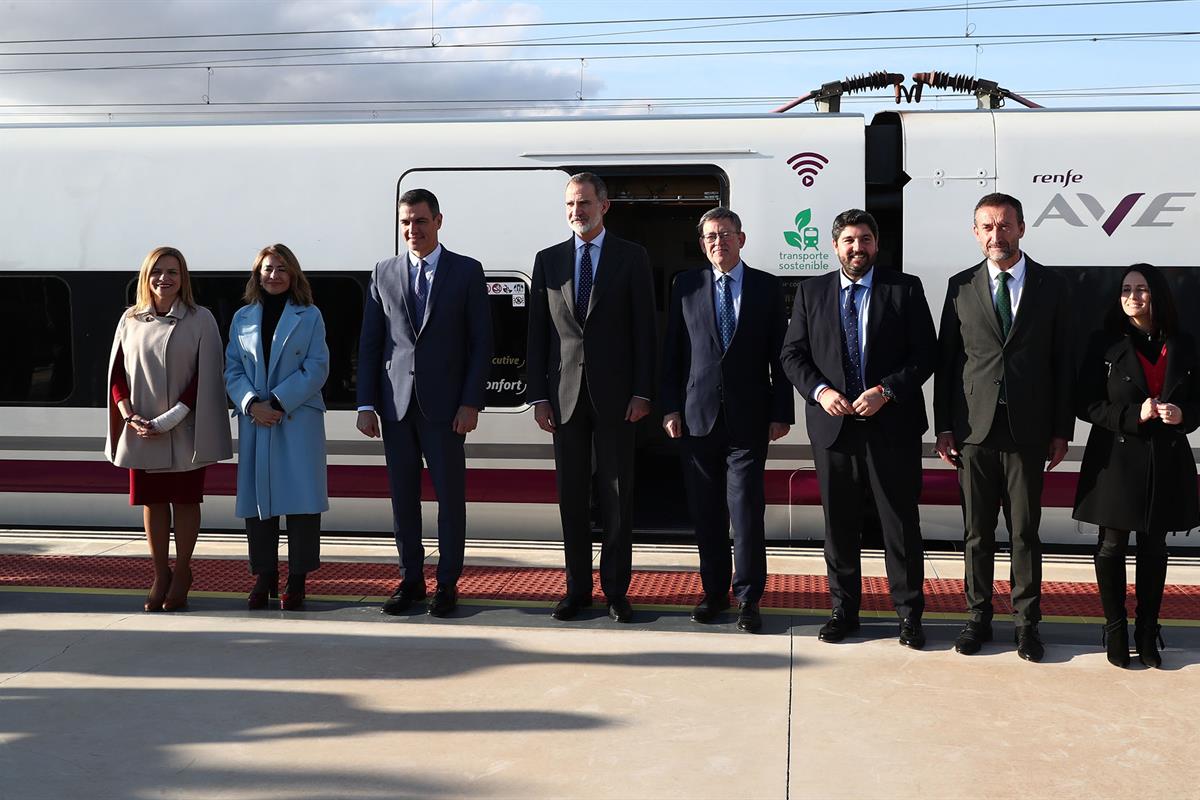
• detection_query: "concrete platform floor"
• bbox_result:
[2,530,1200,799]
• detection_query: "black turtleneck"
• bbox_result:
[259,292,288,411]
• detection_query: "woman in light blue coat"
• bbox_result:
[225,244,330,611]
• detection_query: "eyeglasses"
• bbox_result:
[701,231,738,243]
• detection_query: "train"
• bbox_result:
[1,105,1198,545]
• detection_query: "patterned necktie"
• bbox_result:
[575,243,593,324]
[995,271,1013,340]
[716,274,736,351]
[841,283,865,400]
[412,259,429,328]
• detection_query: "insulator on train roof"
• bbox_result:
[910,71,1042,110]
[771,71,904,113]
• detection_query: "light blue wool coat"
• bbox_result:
[225,300,330,520]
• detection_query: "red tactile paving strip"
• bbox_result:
[4,553,1200,620]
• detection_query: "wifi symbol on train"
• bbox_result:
[787,152,829,187]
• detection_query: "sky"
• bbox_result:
[0,0,1196,122]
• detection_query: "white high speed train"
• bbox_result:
[1,106,1198,545]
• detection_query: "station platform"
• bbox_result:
[3,529,1200,799]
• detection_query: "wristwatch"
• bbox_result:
[878,384,896,403]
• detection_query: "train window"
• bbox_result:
[486,275,529,408]
[0,277,73,403]
[126,273,365,409]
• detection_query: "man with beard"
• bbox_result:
[781,209,937,648]
[934,193,1073,662]
[526,172,656,624]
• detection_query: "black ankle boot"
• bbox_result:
[1094,553,1130,668]
[1102,620,1130,668]
[1134,620,1164,669]
[281,573,306,611]
[248,571,279,610]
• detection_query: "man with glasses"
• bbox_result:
[781,209,937,648]
[660,207,793,633]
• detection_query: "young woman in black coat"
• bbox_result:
[1073,263,1199,668]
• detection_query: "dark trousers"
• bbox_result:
[382,403,467,589]
[813,420,925,620]
[681,413,768,604]
[246,513,321,575]
[959,406,1045,625]
[1097,527,1169,623]
[553,378,636,602]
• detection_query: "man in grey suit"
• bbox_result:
[526,172,656,624]
[357,188,493,618]
[934,192,1073,662]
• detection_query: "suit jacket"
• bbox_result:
[225,300,330,519]
[933,256,1074,447]
[356,248,493,423]
[659,264,793,442]
[526,233,656,422]
[1073,330,1200,532]
[105,301,233,472]
[781,267,937,451]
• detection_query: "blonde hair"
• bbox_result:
[243,243,313,306]
[130,246,195,316]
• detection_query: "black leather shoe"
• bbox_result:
[737,602,763,633]
[691,594,731,624]
[1102,620,1130,668]
[898,617,926,650]
[247,572,278,611]
[1134,621,1164,669]
[1015,623,1045,662]
[817,609,860,642]
[427,585,458,618]
[607,597,633,623]
[551,595,592,621]
[954,620,993,655]
[381,582,427,615]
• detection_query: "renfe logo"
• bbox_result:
[787,152,829,187]
[1032,192,1196,236]
[1032,170,1083,186]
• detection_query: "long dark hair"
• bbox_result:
[1103,262,1178,339]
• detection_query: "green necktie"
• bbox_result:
[995,271,1013,340]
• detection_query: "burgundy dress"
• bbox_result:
[111,344,206,505]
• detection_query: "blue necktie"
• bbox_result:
[410,259,429,329]
[716,274,735,351]
[575,243,593,324]
[841,283,865,400]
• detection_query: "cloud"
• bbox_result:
[0,0,604,120]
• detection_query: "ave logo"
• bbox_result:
[1032,192,1196,236]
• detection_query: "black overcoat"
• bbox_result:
[1073,330,1200,533]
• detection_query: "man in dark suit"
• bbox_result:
[526,172,656,624]
[357,188,493,618]
[934,192,1073,662]
[660,207,793,633]
[781,209,937,649]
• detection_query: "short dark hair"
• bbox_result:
[974,192,1024,225]
[398,188,440,217]
[1103,262,1179,339]
[567,172,608,202]
[696,206,742,235]
[831,209,878,242]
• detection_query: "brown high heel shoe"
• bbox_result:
[163,563,193,611]
[144,569,172,612]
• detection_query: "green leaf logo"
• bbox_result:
[794,209,811,229]
[783,231,804,248]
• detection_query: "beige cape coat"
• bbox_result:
[104,301,232,472]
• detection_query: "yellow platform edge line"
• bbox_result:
[4,585,1200,626]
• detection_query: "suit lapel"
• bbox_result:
[1007,259,1039,343]
[693,267,722,352]
[970,263,1004,345]
[268,302,303,382]
[1110,338,1151,397]
[390,256,418,338]
[556,239,581,333]
[865,268,887,354]
[1160,337,1187,399]
[418,252,449,337]
[587,237,615,319]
